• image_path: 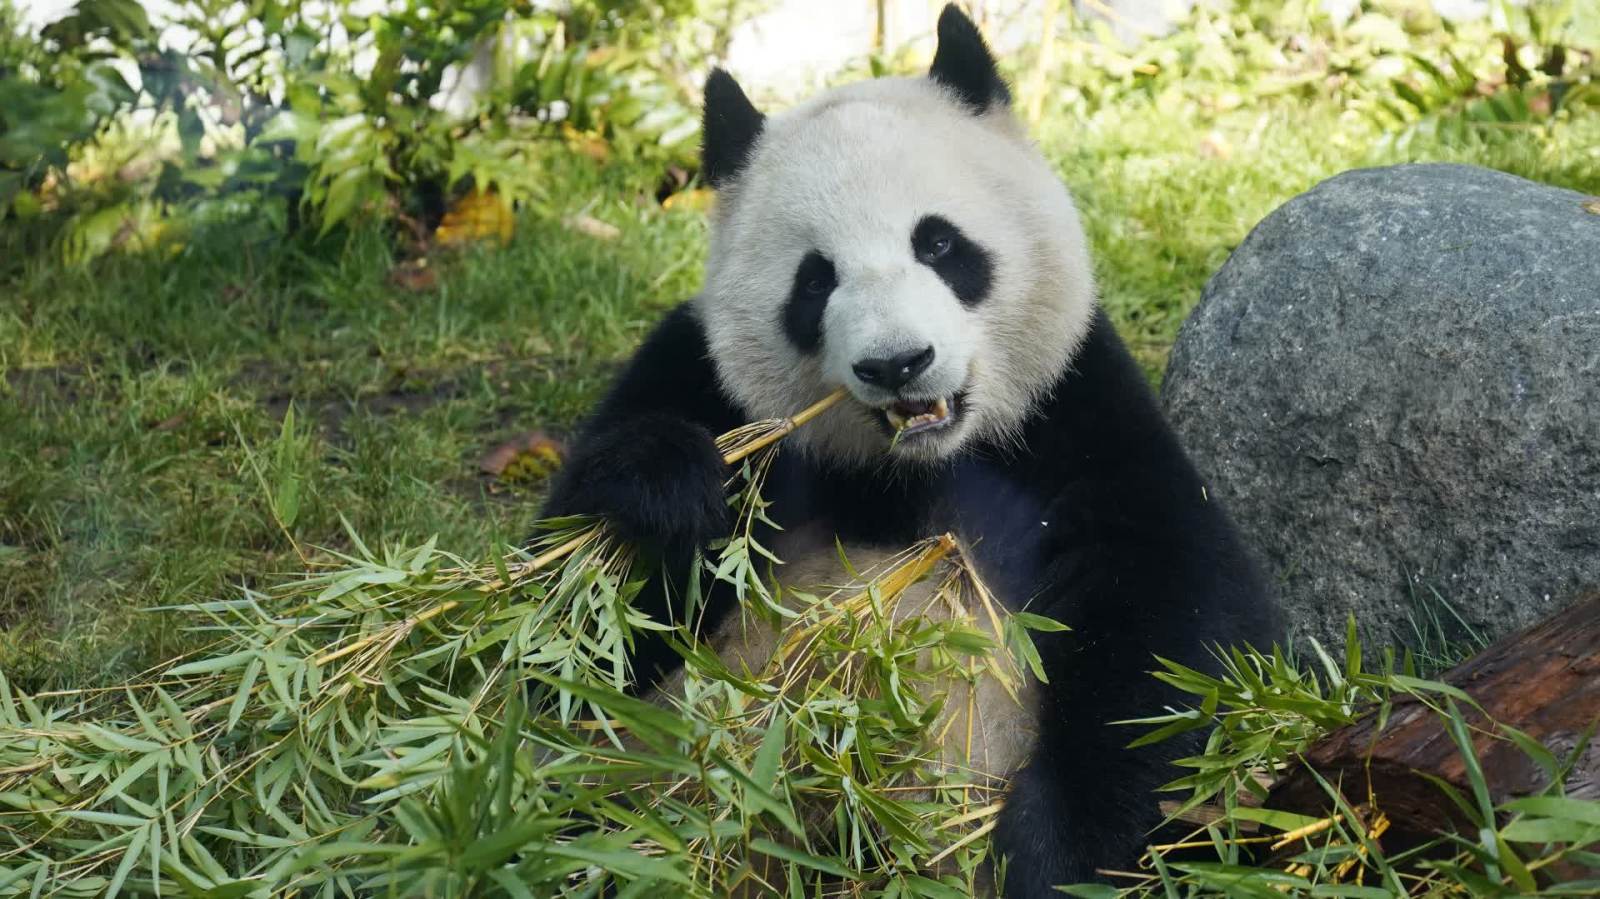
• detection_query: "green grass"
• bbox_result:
[0,158,708,688]
[3,78,1598,691]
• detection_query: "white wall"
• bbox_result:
[724,1,1053,99]
[16,0,79,28]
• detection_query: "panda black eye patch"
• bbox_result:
[912,214,993,307]
[783,251,836,353]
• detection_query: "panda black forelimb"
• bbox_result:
[971,310,1279,891]
[540,302,750,690]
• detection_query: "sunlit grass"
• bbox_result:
[0,158,708,688]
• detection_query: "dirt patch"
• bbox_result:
[236,354,603,447]
[258,378,465,438]
[5,364,91,407]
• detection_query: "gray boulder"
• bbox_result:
[1162,163,1600,652]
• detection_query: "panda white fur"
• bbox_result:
[541,6,1279,895]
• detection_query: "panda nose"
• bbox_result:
[852,346,935,391]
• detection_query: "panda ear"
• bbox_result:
[928,4,1011,114]
[701,69,765,189]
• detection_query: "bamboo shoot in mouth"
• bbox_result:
[885,392,963,450]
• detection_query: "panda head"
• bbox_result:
[697,4,1096,468]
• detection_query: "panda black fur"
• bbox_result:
[541,6,1279,895]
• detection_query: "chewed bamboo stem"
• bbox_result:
[1271,813,1341,850]
[719,387,848,465]
[1330,811,1389,881]
[312,599,462,667]
[312,526,615,669]
[774,533,959,663]
[489,526,604,590]
[516,388,850,577]
[925,817,998,866]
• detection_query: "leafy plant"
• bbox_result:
[0,0,747,262]
[1376,1,1600,152]
[1089,621,1600,897]
[0,0,140,218]
[1006,0,1597,151]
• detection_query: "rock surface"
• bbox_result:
[1162,163,1600,651]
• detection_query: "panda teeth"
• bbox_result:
[886,396,952,436]
[916,396,951,428]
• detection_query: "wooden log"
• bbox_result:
[1268,595,1600,851]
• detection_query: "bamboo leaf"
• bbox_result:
[1503,796,1600,826]
[166,651,255,677]
[748,838,857,877]
[105,822,151,899]
[753,710,787,792]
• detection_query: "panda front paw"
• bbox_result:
[543,413,732,552]
[992,756,1149,895]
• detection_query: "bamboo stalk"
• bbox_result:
[312,598,462,667]
[720,387,848,465]
[314,526,614,668]
[936,800,1005,831]
[773,533,959,666]
[314,388,855,676]
[1148,834,1283,852]
[316,391,852,669]
[1331,812,1389,881]
[1270,812,1342,850]
[489,526,604,590]
[926,816,998,866]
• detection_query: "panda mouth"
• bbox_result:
[883,393,961,439]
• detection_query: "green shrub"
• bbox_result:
[0,0,745,263]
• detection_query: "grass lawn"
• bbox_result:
[3,94,1598,691]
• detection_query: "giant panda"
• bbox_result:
[540,5,1279,895]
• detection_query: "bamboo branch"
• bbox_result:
[719,387,848,465]
[314,389,855,670]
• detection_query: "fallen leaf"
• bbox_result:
[151,413,188,431]
[388,259,437,292]
[1583,198,1600,215]
[436,189,514,247]
[563,124,611,163]
[481,431,566,484]
[661,188,715,213]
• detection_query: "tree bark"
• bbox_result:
[1269,595,1600,851]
